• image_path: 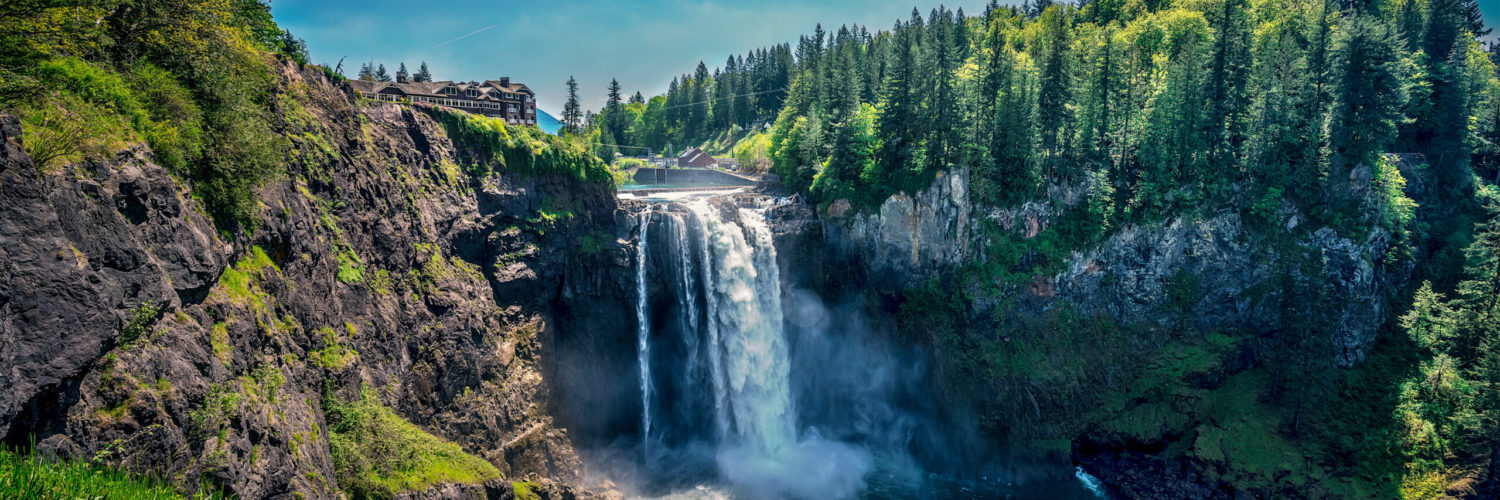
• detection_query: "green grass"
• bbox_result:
[311,326,358,371]
[325,388,501,499]
[0,448,227,499]
[210,322,232,367]
[512,481,541,500]
[336,249,364,284]
[218,247,278,308]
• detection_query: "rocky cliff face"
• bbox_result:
[0,119,230,444]
[0,60,635,499]
[1055,212,1403,366]
[821,168,972,287]
[817,163,1413,497]
[821,165,1406,367]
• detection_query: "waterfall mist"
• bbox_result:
[573,195,1099,499]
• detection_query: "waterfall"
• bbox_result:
[698,210,729,438]
[671,215,701,393]
[625,196,1096,499]
[636,208,653,455]
[635,201,795,451]
[634,199,870,498]
[687,202,795,453]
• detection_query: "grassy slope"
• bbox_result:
[325,389,501,499]
[0,449,227,499]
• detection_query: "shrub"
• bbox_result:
[34,57,144,120]
[16,90,133,172]
[118,301,163,349]
[325,388,501,499]
[423,107,615,187]
[128,62,204,172]
[311,326,358,371]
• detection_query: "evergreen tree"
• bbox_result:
[1459,0,1490,38]
[605,78,626,145]
[1247,0,1320,202]
[1204,0,1253,187]
[1414,0,1475,188]
[562,76,582,136]
[874,13,923,191]
[415,61,432,82]
[1137,11,1213,212]
[687,62,711,142]
[1079,26,1118,167]
[357,62,376,81]
[1035,6,1073,180]
[374,63,391,82]
[1328,14,1404,170]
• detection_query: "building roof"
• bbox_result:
[678,148,715,165]
[349,79,534,100]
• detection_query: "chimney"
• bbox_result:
[396,69,408,83]
[499,77,510,87]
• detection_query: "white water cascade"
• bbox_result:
[636,207,654,455]
[633,199,870,498]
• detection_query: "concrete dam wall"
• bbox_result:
[634,168,757,186]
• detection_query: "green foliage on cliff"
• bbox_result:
[424,107,615,187]
[325,388,501,499]
[118,301,163,349]
[0,0,313,228]
[0,448,227,499]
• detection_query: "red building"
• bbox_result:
[350,71,537,126]
[676,147,717,168]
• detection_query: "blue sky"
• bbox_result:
[270,0,989,114]
[271,0,1500,114]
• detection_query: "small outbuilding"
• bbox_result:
[676,148,717,168]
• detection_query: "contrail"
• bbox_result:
[433,23,499,48]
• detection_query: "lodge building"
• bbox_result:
[349,69,537,126]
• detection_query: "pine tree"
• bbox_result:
[1035,6,1073,180]
[1247,1,1319,202]
[923,6,964,173]
[605,78,626,146]
[398,62,407,78]
[687,62,710,142]
[1415,0,1474,189]
[1458,0,1491,38]
[562,76,582,136]
[357,62,376,81]
[1328,14,1404,170]
[1079,26,1118,166]
[1204,0,1253,187]
[415,61,432,82]
[874,14,923,191]
[374,63,391,82]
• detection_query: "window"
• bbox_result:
[466,89,479,97]
[443,87,457,95]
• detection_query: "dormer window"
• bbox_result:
[443,87,458,95]
[466,89,479,97]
